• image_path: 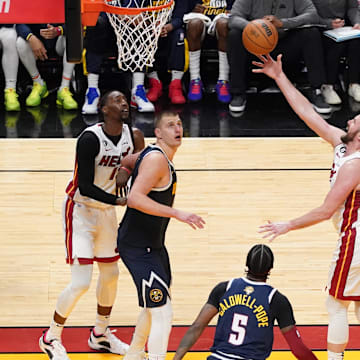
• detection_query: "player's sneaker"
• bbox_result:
[82,87,100,114]
[26,82,48,107]
[4,88,20,111]
[88,328,130,355]
[39,332,70,360]
[187,78,203,102]
[308,88,331,114]
[147,78,163,102]
[215,80,231,104]
[169,79,186,104]
[131,85,155,112]
[348,83,360,102]
[229,95,246,112]
[321,84,341,105]
[57,87,78,110]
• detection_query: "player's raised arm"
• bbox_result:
[252,54,345,147]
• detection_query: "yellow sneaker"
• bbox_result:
[27,105,48,125]
[4,88,20,111]
[26,82,48,107]
[57,87,78,110]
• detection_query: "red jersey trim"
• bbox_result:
[66,159,79,199]
[66,255,120,265]
[64,197,75,263]
[330,190,359,299]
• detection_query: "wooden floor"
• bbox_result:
[0,137,359,331]
[3,351,360,360]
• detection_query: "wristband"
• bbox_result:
[56,27,62,36]
[120,166,131,175]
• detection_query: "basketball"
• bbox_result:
[242,19,278,56]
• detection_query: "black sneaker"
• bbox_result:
[229,95,246,112]
[309,89,331,114]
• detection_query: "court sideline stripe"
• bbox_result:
[0,168,330,173]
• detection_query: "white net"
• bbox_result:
[106,0,174,72]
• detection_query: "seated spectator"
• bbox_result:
[16,23,77,110]
[0,25,20,111]
[184,0,234,104]
[227,0,331,114]
[145,0,187,105]
[82,12,155,114]
[82,12,117,114]
[313,0,360,105]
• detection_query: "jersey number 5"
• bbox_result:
[228,313,248,346]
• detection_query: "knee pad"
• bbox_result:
[326,295,350,344]
[56,264,93,318]
[0,27,17,45]
[148,298,173,355]
[16,37,28,55]
[56,35,66,56]
[96,262,119,307]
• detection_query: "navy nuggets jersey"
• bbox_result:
[118,144,177,249]
[211,277,277,360]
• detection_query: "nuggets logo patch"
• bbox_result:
[150,289,163,303]
[244,286,254,295]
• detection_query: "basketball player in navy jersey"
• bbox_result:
[39,91,145,360]
[117,111,205,360]
[173,244,318,360]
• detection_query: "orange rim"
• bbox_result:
[83,0,174,15]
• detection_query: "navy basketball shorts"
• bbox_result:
[119,246,172,308]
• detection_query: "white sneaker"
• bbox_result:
[321,84,342,105]
[88,328,130,355]
[131,85,155,112]
[124,349,147,360]
[82,87,100,114]
[39,332,70,360]
[348,83,360,102]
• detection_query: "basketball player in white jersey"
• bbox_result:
[254,54,360,360]
[39,90,145,360]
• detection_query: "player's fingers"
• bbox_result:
[252,61,264,67]
[188,222,196,230]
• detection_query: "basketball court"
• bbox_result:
[0,0,359,359]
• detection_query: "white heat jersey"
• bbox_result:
[65,123,134,209]
[330,143,360,233]
[328,143,360,300]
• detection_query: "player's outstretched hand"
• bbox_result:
[258,220,290,242]
[175,210,205,229]
[252,54,283,80]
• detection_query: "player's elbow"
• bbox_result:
[127,193,140,209]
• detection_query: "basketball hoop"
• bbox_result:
[82,0,174,72]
